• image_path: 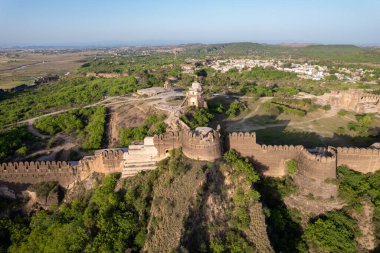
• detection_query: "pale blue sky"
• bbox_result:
[0,0,379,46]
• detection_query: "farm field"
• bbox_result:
[0,51,99,89]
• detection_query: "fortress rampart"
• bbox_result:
[1,128,380,199]
[295,147,338,198]
[181,128,222,161]
[227,132,380,198]
[153,131,181,158]
[336,147,380,174]
[329,89,380,113]
[0,161,78,188]
[228,132,303,177]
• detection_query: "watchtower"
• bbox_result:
[186,81,207,108]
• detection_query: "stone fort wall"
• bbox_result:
[295,148,338,198]
[153,131,181,158]
[227,132,380,198]
[0,161,79,188]
[1,128,380,198]
[227,132,302,177]
[181,129,222,161]
[0,149,125,188]
[337,147,380,174]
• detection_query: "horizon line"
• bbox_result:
[1,40,380,50]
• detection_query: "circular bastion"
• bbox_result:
[181,127,222,162]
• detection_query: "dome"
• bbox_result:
[191,81,202,90]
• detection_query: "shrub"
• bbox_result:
[338,109,348,116]
[0,126,34,160]
[322,104,331,111]
[226,101,245,117]
[303,211,357,253]
[286,159,298,176]
[180,108,214,129]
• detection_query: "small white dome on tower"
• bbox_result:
[192,81,202,90]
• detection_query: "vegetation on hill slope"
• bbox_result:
[0,77,138,127]
[0,126,38,161]
[33,107,107,150]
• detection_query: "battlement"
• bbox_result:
[337,147,380,155]
[360,95,380,102]
[0,160,77,188]
[228,132,257,141]
[183,128,220,143]
[328,89,380,113]
[181,127,222,161]
[299,148,336,164]
[95,149,125,159]
[154,131,181,142]
[0,161,72,172]
[258,144,304,152]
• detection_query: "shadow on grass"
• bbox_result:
[218,113,379,148]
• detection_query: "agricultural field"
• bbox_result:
[0,50,99,89]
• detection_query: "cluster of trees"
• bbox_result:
[0,173,158,253]
[34,107,106,150]
[180,108,214,129]
[226,101,246,118]
[185,43,380,64]
[0,77,139,127]
[336,114,375,137]
[257,175,303,252]
[82,107,107,150]
[119,114,167,147]
[338,166,380,240]
[0,126,35,161]
[200,67,299,94]
[78,53,180,77]
[263,101,307,117]
[271,98,319,112]
[303,211,358,253]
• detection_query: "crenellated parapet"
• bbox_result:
[181,127,222,161]
[299,148,336,164]
[337,147,380,155]
[295,147,338,198]
[153,131,182,158]
[227,132,259,157]
[258,144,304,152]
[336,146,380,174]
[0,160,78,188]
[87,149,126,174]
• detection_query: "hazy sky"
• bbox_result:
[0,0,379,46]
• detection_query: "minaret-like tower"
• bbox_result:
[186,81,207,108]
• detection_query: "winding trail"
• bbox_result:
[12,90,185,126]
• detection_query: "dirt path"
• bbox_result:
[27,124,49,139]
[352,201,376,251]
[11,90,185,127]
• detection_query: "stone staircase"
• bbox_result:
[122,160,158,177]
[120,137,164,178]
